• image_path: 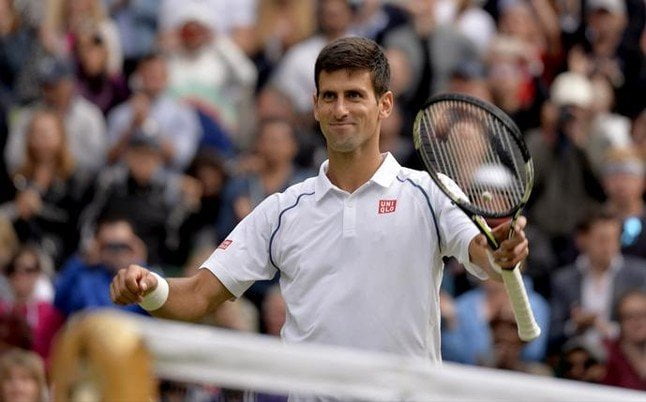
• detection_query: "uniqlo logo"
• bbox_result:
[218,239,233,250]
[378,199,397,214]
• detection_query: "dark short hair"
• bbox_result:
[314,37,390,97]
[575,208,619,234]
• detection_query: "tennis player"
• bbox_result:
[110,37,529,361]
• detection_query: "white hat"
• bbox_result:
[550,72,594,108]
[587,0,626,15]
[170,3,216,31]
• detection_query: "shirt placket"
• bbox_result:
[343,196,357,237]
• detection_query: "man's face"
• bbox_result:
[42,79,74,110]
[139,59,168,97]
[580,219,621,267]
[126,147,162,183]
[256,122,297,166]
[619,294,646,344]
[97,222,138,271]
[313,69,392,154]
[602,171,645,205]
[318,0,353,36]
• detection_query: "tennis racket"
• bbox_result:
[412,93,541,342]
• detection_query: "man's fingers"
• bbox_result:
[138,273,158,297]
[493,238,529,268]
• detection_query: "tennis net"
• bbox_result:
[50,310,645,401]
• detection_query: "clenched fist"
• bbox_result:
[110,264,159,305]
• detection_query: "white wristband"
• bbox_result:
[138,272,169,311]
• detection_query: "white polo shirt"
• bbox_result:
[202,153,485,362]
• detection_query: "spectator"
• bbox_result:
[5,56,107,176]
[603,290,646,390]
[550,210,646,351]
[497,0,562,81]
[271,0,354,116]
[526,72,605,264]
[175,150,237,266]
[54,214,148,317]
[81,131,201,266]
[435,0,496,54]
[0,246,63,360]
[0,109,91,265]
[255,85,320,169]
[0,348,47,402]
[164,2,257,150]
[575,0,645,119]
[384,0,479,114]
[480,307,553,375]
[601,148,646,259]
[442,278,550,364]
[106,53,201,172]
[350,0,408,45]
[41,0,123,75]
[106,0,159,76]
[556,337,607,383]
[73,29,129,115]
[485,34,549,132]
[159,0,258,56]
[252,0,316,88]
[232,118,314,220]
[0,0,47,105]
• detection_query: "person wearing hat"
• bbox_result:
[526,72,606,265]
[4,56,107,176]
[163,1,257,149]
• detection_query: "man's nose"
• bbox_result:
[333,98,349,118]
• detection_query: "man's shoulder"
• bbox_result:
[552,264,580,285]
[392,166,435,193]
[619,256,646,279]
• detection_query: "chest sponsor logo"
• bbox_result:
[218,239,233,250]
[378,199,397,214]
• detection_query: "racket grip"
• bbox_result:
[501,266,541,342]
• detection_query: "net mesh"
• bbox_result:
[414,99,532,217]
[51,311,645,402]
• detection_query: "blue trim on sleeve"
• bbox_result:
[269,191,316,270]
[396,176,442,253]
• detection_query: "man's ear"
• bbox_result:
[379,91,394,120]
[312,92,319,122]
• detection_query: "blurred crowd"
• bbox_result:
[0,0,644,400]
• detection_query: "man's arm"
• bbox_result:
[468,216,530,282]
[110,265,233,322]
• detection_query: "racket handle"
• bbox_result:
[501,265,541,342]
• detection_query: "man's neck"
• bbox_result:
[326,149,384,194]
[589,259,613,277]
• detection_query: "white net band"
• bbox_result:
[52,311,646,401]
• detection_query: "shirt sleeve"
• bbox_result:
[432,181,489,280]
[200,194,279,298]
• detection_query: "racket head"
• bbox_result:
[413,93,534,219]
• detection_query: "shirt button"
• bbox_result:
[347,201,354,207]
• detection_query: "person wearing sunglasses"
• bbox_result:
[54,214,148,318]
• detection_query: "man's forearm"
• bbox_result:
[150,274,232,322]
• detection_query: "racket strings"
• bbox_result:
[418,101,527,216]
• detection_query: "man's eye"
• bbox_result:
[347,92,362,99]
[322,92,335,100]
